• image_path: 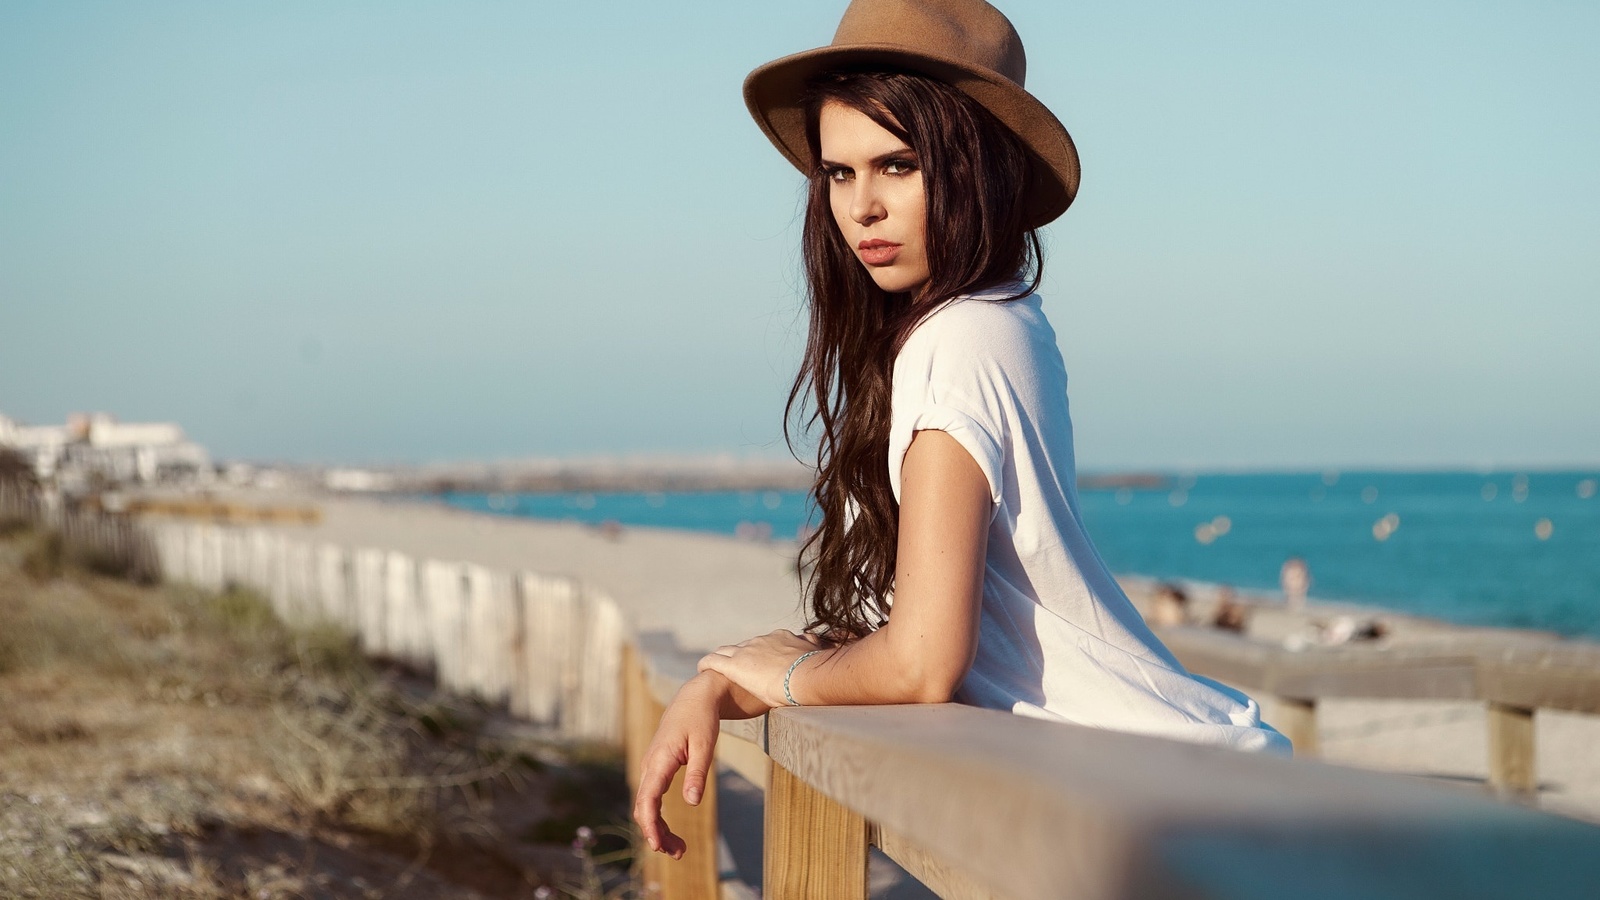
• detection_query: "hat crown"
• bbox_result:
[742,0,1077,226]
[832,0,1027,88]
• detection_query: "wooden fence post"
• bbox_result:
[1488,702,1536,795]
[764,759,868,900]
[577,594,625,743]
[514,572,576,726]
[383,551,423,667]
[353,548,387,657]
[1278,696,1319,757]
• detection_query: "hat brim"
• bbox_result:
[743,44,1080,228]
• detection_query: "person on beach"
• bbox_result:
[634,0,1291,859]
[1281,556,1312,612]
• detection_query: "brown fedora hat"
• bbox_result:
[743,0,1080,228]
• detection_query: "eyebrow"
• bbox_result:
[818,147,918,169]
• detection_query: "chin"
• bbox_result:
[867,268,928,294]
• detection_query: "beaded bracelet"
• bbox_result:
[783,650,822,707]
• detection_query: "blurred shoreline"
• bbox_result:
[126,482,1598,652]
[215,457,1181,495]
[120,460,1600,642]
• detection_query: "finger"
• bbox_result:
[632,751,681,854]
[704,644,739,660]
[697,651,735,673]
[683,736,714,807]
[660,825,687,860]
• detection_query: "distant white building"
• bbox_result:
[0,411,211,485]
[323,468,395,492]
[0,414,71,480]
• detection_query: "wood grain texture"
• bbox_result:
[765,759,867,900]
[722,715,766,750]
[762,704,1600,900]
[871,822,1001,900]
[716,735,769,791]
[1487,702,1536,795]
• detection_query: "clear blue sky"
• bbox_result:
[2,1,1596,470]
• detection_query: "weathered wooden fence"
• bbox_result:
[625,634,1600,900]
[2,485,624,741]
[145,520,627,742]
[2,481,160,581]
[0,480,42,527]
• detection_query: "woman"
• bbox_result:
[634,0,1290,859]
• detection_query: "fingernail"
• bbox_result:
[687,788,701,804]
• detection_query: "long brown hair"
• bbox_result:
[786,69,1044,640]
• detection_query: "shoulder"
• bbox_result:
[898,290,1052,373]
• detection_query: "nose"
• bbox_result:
[849,174,886,227]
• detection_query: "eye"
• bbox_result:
[883,158,918,175]
[823,166,852,183]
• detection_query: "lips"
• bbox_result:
[857,239,901,266]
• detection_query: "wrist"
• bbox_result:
[690,668,772,719]
[785,648,829,707]
[683,670,732,700]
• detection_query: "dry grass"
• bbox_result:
[0,528,633,898]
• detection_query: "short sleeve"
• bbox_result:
[888,394,1005,507]
[887,318,1008,509]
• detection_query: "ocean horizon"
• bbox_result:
[433,469,1600,641]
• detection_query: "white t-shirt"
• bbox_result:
[887,280,1291,754]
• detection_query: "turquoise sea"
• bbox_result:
[436,470,1600,640]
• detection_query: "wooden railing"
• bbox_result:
[1154,623,1600,795]
[625,634,1600,899]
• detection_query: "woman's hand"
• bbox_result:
[632,675,724,859]
[696,629,830,708]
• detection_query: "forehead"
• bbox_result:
[817,101,910,161]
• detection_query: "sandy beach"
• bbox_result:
[185,489,1600,825]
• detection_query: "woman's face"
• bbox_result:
[818,101,930,295]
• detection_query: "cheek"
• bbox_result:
[903,182,929,250]
[828,190,851,236]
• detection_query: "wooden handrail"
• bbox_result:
[1477,642,1600,714]
[1155,623,1600,793]
[1156,625,1482,702]
[626,635,1600,900]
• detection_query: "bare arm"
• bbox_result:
[638,428,990,857]
[797,427,991,703]
[699,428,992,706]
